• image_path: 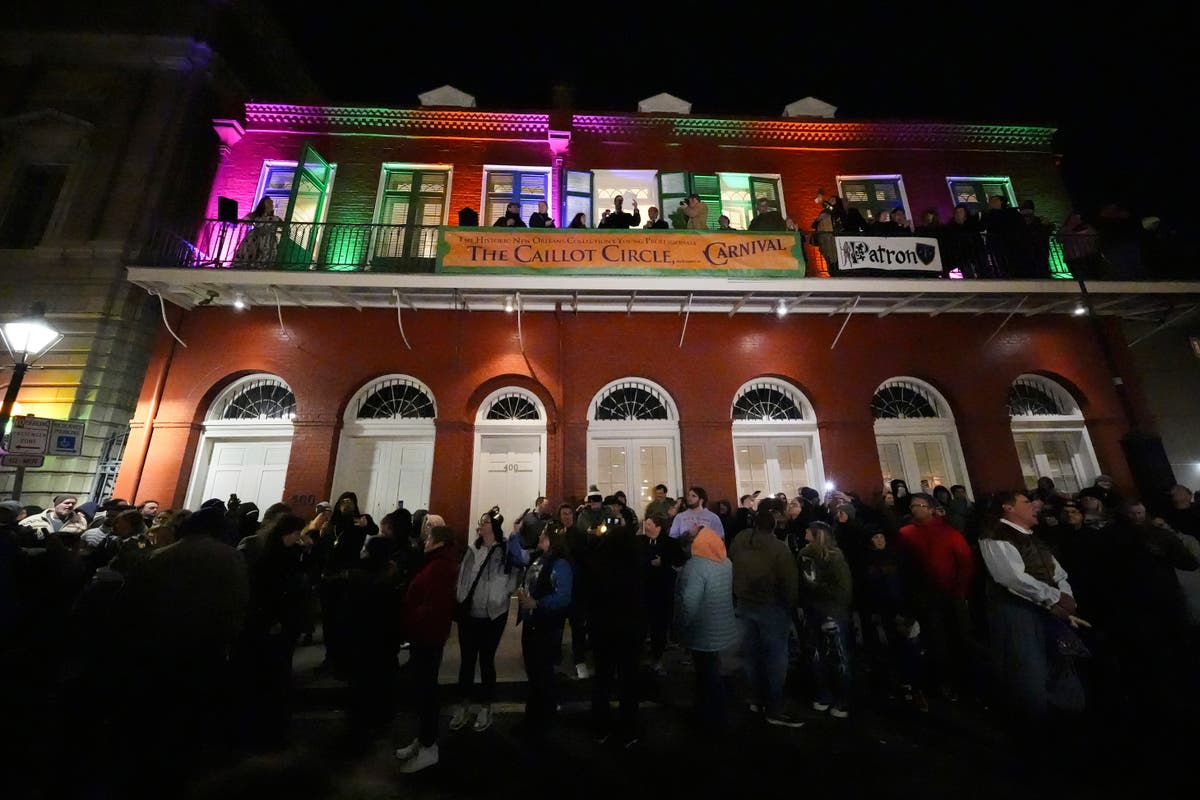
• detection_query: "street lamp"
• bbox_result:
[0,302,63,441]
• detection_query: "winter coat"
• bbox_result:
[797,544,853,619]
[456,538,519,620]
[401,543,459,647]
[676,529,737,652]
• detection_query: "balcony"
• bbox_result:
[127,220,1200,320]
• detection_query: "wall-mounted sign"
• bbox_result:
[9,416,51,454]
[2,453,45,468]
[438,229,806,276]
[47,420,86,456]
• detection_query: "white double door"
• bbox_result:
[588,435,679,516]
[195,437,292,510]
[876,432,963,493]
[333,434,433,523]
[471,434,545,530]
[733,435,823,498]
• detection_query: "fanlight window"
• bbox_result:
[357,377,436,419]
[1008,378,1069,416]
[595,382,669,421]
[872,381,940,420]
[216,378,296,420]
[732,382,804,421]
[485,392,541,421]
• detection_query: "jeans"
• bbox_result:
[807,612,851,711]
[522,619,563,728]
[736,603,791,715]
[457,613,508,704]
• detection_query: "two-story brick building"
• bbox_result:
[117,88,1195,534]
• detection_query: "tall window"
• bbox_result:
[837,175,909,225]
[257,163,299,220]
[374,166,448,259]
[1008,374,1099,494]
[588,378,681,512]
[0,164,68,248]
[946,176,1015,216]
[484,169,549,225]
[731,378,824,498]
[872,377,970,495]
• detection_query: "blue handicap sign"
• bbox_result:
[57,435,75,449]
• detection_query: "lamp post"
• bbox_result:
[0,302,64,448]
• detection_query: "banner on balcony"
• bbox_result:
[437,229,805,276]
[833,236,943,272]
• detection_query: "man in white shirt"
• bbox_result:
[668,486,724,542]
[979,490,1084,720]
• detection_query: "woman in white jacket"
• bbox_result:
[448,510,518,732]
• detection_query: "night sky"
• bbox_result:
[267,6,1185,230]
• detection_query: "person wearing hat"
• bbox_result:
[19,494,89,540]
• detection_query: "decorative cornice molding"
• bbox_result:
[244,104,550,136]
[241,103,1055,150]
[571,116,1057,150]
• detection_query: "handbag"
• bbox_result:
[457,544,499,623]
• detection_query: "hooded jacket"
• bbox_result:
[676,528,737,652]
[402,543,459,647]
[456,536,519,620]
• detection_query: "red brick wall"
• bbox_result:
[118,306,1140,534]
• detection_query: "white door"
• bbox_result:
[473,435,542,529]
[1013,434,1083,494]
[733,437,819,498]
[876,434,956,493]
[334,438,433,522]
[202,439,291,510]
[590,438,677,513]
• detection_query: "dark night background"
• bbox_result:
[261,6,1186,233]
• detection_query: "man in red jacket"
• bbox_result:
[395,523,459,773]
[897,492,976,703]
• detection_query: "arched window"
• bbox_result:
[484,391,541,421]
[731,378,824,498]
[732,381,806,421]
[871,380,944,420]
[587,378,681,513]
[593,380,673,421]
[1008,374,1097,494]
[872,377,970,496]
[209,375,296,421]
[354,375,436,420]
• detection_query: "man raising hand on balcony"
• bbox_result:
[598,194,640,228]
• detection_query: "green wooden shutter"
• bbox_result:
[691,173,721,229]
[282,143,333,265]
[749,176,782,217]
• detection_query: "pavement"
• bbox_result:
[168,599,1192,800]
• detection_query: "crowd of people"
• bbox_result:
[469,190,1173,281]
[3,471,1198,789]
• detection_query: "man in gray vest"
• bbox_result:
[979,490,1084,723]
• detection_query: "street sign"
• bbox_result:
[1,453,45,468]
[9,416,51,454]
[47,420,86,456]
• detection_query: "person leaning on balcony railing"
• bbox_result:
[1059,210,1100,280]
[231,196,282,267]
[598,194,641,229]
[643,206,670,230]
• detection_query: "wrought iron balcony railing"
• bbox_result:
[134,219,1189,281]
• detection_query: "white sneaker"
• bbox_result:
[473,705,492,732]
[449,705,471,731]
[829,707,850,719]
[397,743,438,773]
[394,738,420,760]
[812,701,831,712]
[575,663,590,679]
